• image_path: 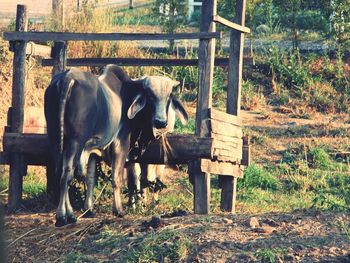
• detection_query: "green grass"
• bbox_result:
[0,173,46,199]
[239,164,280,191]
[255,247,287,263]
[113,6,159,26]
[73,226,193,262]
[174,116,195,134]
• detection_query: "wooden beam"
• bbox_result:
[221,0,247,214]
[191,0,217,215]
[2,31,221,42]
[213,15,250,33]
[3,133,215,164]
[241,135,250,166]
[52,41,67,76]
[227,1,246,116]
[201,108,241,126]
[42,57,231,67]
[200,159,243,177]
[8,4,28,212]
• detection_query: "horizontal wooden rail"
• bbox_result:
[213,15,250,34]
[2,132,246,165]
[42,57,230,67]
[2,133,214,165]
[2,31,221,42]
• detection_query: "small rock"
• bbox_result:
[329,247,339,254]
[297,219,302,225]
[222,218,233,224]
[254,225,276,234]
[248,217,260,228]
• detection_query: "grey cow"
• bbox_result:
[126,99,188,207]
[44,65,187,226]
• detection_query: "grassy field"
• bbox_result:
[1,2,350,262]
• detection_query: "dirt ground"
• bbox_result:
[4,210,350,262]
[3,108,350,262]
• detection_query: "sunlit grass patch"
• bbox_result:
[90,226,192,262]
[255,247,288,263]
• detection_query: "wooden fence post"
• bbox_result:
[191,0,217,214]
[220,0,246,213]
[52,41,67,77]
[8,5,28,212]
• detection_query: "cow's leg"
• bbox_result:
[126,163,141,208]
[153,164,166,201]
[65,190,76,224]
[111,155,125,217]
[111,136,130,217]
[83,154,97,218]
[56,141,79,227]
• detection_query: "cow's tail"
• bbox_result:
[58,78,75,154]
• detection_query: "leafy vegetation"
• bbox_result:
[255,247,287,263]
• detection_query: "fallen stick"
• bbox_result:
[6,228,37,248]
[78,183,107,219]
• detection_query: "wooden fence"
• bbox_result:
[2,0,251,214]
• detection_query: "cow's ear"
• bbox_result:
[128,93,146,119]
[171,95,188,124]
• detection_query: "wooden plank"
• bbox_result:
[25,42,52,57]
[135,135,214,164]
[241,135,250,166]
[2,31,221,42]
[213,15,250,33]
[201,108,241,126]
[200,159,243,177]
[3,133,215,164]
[8,4,28,213]
[227,1,246,116]
[191,0,217,215]
[221,0,247,214]
[191,160,210,214]
[220,177,237,212]
[201,119,243,138]
[52,41,67,76]
[42,57,231,67]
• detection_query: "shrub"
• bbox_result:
[308,147,334,170]
[153,0,188,50]
[279,10,329,32]
[241,80,266,110]
[256,24,271,36]
[240,164,280,191]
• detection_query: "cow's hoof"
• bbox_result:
[55,216,67,227]
[67,214,77,224]
[82,210,96,218]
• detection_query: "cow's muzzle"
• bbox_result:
[153,119,168,129]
